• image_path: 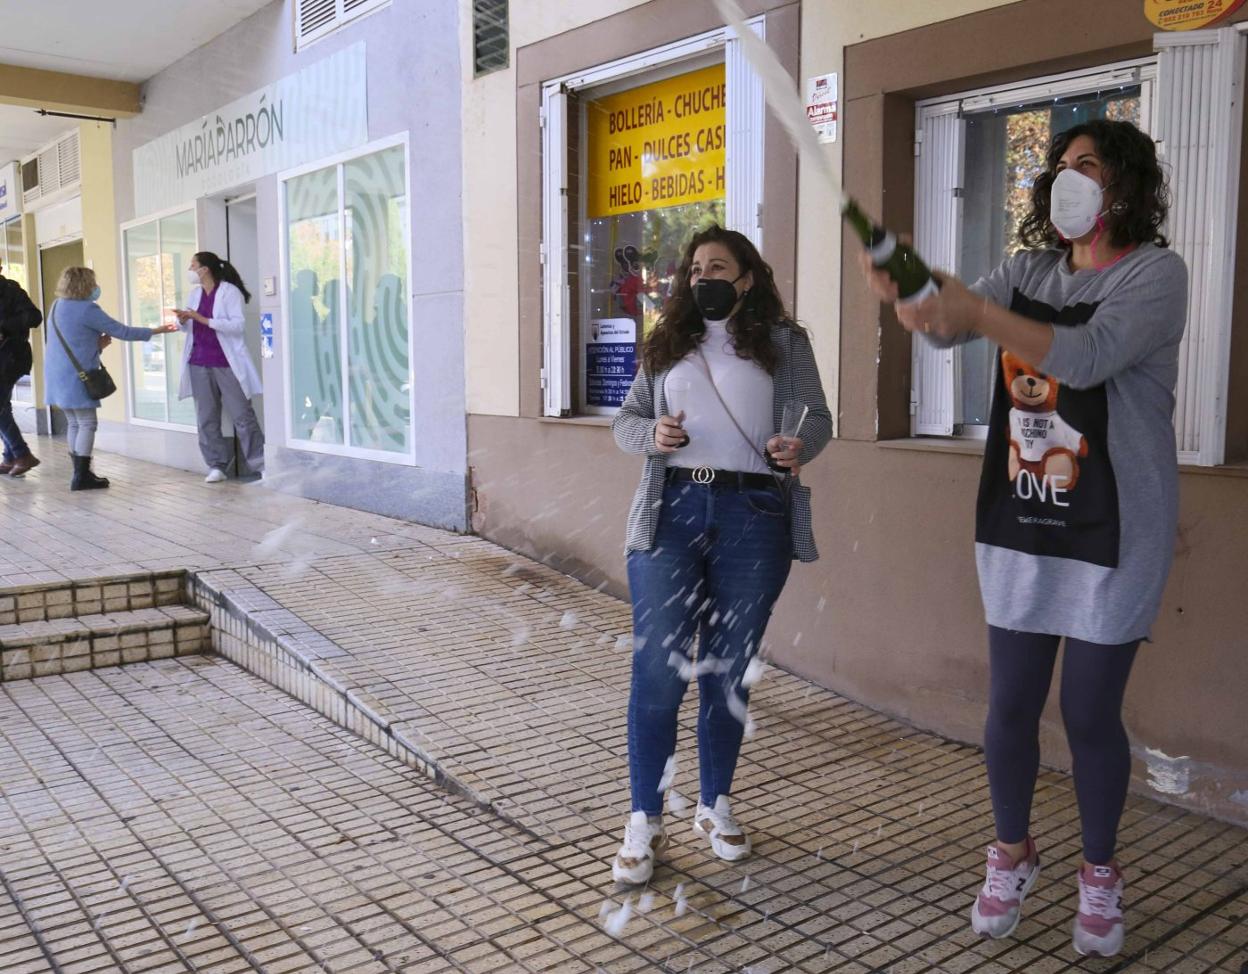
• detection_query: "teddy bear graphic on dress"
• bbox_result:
[1001,350,1089,492]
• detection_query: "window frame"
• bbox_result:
[472,0,509,78]
[2,216,33,402]
[1155,27,1246,466]
[911,58,1158,442]
[1,217,27,288]
[539,19,767,418]
[277,131,416,465]
[119,203,200,432]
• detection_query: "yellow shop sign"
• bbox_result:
[1145,0,1246,30]
[586,63,726,218]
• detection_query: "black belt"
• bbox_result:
[666,466,782,489]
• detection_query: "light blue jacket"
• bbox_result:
[45,299,156,409]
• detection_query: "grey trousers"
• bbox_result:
[188,365,265,474]
[65,408,99,457]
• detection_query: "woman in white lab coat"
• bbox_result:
[169,251,264,482]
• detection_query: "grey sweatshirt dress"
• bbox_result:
[964,243,1189,644]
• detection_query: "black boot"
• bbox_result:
[70,455,110,491]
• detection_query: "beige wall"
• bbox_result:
[459,0,650,419]
[19,211,46,406]
[796,0,1020,434]
[76,121,126,423]
[25,123,125,418]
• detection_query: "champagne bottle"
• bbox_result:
[842,198,939,303]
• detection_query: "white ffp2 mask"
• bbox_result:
[1049,168,1105,240]
[187,269,201,287]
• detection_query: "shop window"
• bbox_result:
[473,0,508,76]
[2,219,27,292]
[121,209,198,428]
[912,31,1244,466]
[295,0,389,51]
[541,22,767,417]
[282,139,412,459]
[2,218,32,402]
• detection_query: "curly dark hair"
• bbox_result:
[642,224,792,374]
[1018,119,1170,251]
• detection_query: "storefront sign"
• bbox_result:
[806,73,838,144]
[0,162,19,221]
[260,312,274,360]
[585,317,637,408]
[586,63,726,218]
[1144,0,1247,29]
[133,42,368,216]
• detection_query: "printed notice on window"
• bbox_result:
[585,318,637,408]
[585,64,726,218]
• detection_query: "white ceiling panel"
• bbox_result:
[0,0,276,83]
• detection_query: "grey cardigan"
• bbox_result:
[612,323,833,562]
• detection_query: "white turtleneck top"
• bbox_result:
[664,318,774,475]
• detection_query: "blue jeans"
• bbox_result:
[0,376,31,462]
[626,480,793,815]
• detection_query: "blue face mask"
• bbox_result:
[88,286,102,301]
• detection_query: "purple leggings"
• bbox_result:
[984,626,1139,865]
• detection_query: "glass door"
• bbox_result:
[124,209,198,426]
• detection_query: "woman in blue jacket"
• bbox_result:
[45,266,175,490]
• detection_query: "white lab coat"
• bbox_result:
[176,280,263,400]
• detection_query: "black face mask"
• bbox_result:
[692,273,745,320]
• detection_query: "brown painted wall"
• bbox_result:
[471,0,1248,825]
[824,0,1248,821]
[764,445,1248,825]
[472,411,1248,824]
[471,417,635,591]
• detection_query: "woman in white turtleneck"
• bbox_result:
[609,225,833,885]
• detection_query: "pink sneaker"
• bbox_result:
[1073,862,1125,957]
[970,838,1041,939]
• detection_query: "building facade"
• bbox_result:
[462,0,1248,825]
[103,0,468,529]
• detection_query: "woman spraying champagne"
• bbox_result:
[860,120,1187,960]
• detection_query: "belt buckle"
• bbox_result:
[692,465,714,485]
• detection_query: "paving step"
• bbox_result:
[0,570,186,626]
[0,605,209,681]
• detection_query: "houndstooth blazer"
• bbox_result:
[612,322,833,562]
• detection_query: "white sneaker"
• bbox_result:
[205,468,227,483]
[692,796,751,861]
[970,838,1042,939]
[612,811,666,885]
[1072,862,1125,958]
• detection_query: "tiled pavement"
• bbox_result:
[2,448,1246,973]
